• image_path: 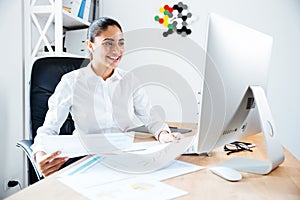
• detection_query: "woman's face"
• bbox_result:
[90,25,124,70]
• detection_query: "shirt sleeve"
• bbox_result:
[31,74,73,157]
[133,87,171,140]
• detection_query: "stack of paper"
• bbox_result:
[41,133,135,158]
[58,150,204,199]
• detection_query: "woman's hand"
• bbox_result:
[158,131,182,143]
[35,151,69,177]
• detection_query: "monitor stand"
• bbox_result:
[218,86,285,174]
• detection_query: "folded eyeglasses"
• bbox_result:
[224,141,254,155]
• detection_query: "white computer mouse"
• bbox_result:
[208,166,242,182]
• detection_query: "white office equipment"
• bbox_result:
[64,28,89,57]
[186,13,284,175]
[208,166,242,182]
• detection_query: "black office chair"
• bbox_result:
[16,57,90,185]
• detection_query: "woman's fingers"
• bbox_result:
[36,151,69,177]
[171,132,182,140]
[159,131,182,143]
[43,157,68,171]
[42,158,68,177]
[37,151,61,165]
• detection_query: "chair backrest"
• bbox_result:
[30,57,90,140]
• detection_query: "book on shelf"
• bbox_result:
[63,0,98,22]
[94,0,100,21]
[63,0,74,13]
[63,6,71,13]
[83,0,92,21]
[88,0,96,22]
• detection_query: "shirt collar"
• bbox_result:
[86,63,123,81]
[111,68,123,80]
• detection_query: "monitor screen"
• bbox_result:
[188,13,273,155]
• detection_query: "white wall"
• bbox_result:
[0,0,25,198]
[102,0,300,159]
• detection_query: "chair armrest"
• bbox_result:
[16,140,33,159]
[16,140,43,181]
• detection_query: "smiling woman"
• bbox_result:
[31,17,182,178]
[86,18,124,79]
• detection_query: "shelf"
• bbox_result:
[62,10,90,29]
[32,6,90,29]
[27,0,95,59]
[37,51,89,59]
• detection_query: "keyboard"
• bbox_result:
[127,125,192,134]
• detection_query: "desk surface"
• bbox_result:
[7,133,300,200]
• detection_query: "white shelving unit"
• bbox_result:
[26,0,91,60]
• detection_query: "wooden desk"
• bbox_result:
[6,134,300,200]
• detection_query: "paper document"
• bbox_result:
[58,154,204,199]
[141,159,205,181]
[57,136,203,199]
[41,133,135,158]
[123,141,165,152]
[82,177,187,200]
[99,135,195,173]
[60,155,204,181]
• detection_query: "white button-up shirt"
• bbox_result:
[31,64,170,155]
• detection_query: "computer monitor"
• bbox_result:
[187,13,284,174]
